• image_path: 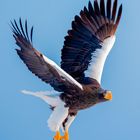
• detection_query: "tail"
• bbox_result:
[21,90,60,107]
[21,90,69,132]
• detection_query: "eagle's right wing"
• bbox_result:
[61,0,122,84]
[11,19,83,92]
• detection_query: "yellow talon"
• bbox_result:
[61,130,69,140]
[53,131,62,140]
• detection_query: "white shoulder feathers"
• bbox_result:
[85,36,116,84]
[43,55,83,90]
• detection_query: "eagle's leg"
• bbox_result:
[61,130,69,140]
[61,114,77,140]
[53,131,63,140]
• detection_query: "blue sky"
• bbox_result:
[0,0,140,140]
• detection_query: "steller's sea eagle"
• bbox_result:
[11,0,122,140]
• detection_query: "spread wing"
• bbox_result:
[61,0,122,84]
[11,19,83,92]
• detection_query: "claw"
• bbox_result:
[53,131,62,140]
[61,130,69,140]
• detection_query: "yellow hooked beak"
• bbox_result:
[104,91,112,100]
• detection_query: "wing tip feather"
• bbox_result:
[11,18,34,45]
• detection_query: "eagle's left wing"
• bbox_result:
[11,19,83,92]
[61,0,122,84]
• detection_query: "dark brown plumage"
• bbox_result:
[61,0,122,81]
[11,0,122,140]
[11,19,83,93]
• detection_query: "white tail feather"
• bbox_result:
[21,90,69,132]
[21,90,60,107]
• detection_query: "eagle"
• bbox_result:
[11,0,122,140]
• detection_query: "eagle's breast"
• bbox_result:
[60,78,100,111]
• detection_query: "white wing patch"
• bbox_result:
[47,101,69,132]
[43,55,83,90]
[85,36,116,84]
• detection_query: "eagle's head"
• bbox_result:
[98,89,112,102]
